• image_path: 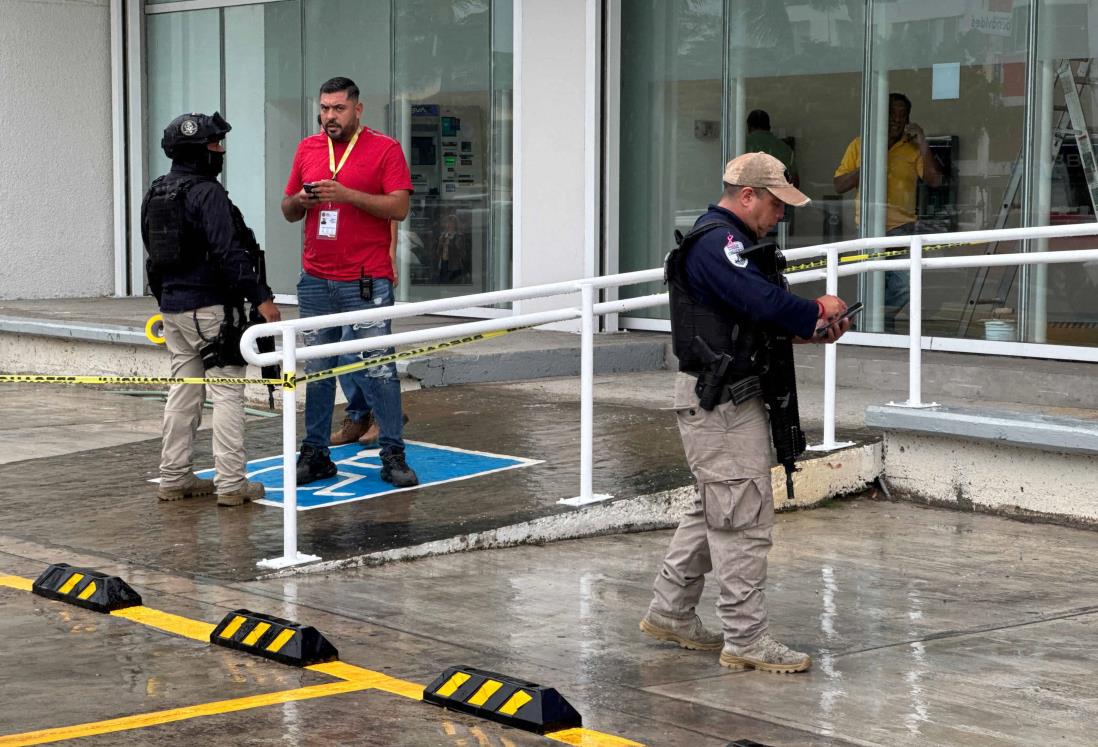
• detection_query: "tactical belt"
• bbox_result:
[685,371,762,408]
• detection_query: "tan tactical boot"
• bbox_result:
[157,475,215,502]
[357,418,381,446]
[216,481,265,507]
[639,609,723,651]
[331,416,371,446]
[719,634,812,673]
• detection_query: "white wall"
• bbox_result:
[0,0,114,300]
[514,0,593,323]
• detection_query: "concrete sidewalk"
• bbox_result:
[4,494,1097,745]
[2,301,1097,743]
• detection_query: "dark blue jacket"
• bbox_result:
[685,205,818,340]
[141,163,271,313]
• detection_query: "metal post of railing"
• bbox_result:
[809,246,853,452]
[257,327,319,569]
[560,282,612,507]
[892,235,937,410]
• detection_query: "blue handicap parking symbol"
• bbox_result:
[196,441,541,510]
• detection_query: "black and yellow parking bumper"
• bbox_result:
[423,665,582,734]
[210,609,339,667]
[32,563,142,613]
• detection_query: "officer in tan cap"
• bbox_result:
[640,152,852,673]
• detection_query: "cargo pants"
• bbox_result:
[159,305,248,494]
[649,372,775,646]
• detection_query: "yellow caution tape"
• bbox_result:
[0,326,524,389]
[785,239,982,274]
[145,314,166,345]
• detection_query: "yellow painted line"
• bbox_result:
[57,573,83,595]
[265,628,295,653]
[0,679,371,747]
[434,671,471,698]
[0,575,33,591]
[2,574,643,747]
[308,661,424,700]
[241,621,271,647]
[497,689,532,716]
[76,581,97,601]
[466,679,502,707]
[546,728,646,746]
[110,606,215,642]
[218,615,247,640]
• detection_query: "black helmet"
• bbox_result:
[161,111,231,159]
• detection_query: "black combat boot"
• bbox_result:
[296,445,338,485]
[380,450,418,488]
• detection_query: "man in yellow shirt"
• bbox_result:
[833,93,941,332]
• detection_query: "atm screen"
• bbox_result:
[411,136,437,166]
[441,116,460,137]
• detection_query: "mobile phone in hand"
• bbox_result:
[815,302,864,337]
[303,182,317,195]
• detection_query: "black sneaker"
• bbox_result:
[297,445,338,485]
[380,451,419,488]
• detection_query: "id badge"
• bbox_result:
[318,209,339,240]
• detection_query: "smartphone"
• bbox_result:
[303,182,317,195]
[815,302,864,337]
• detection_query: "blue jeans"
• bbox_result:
[884,222,915,331]
[338,325,372,424]
[297,272,405,456]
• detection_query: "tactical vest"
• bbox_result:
[665,219,772,376]
[144,174,213,272]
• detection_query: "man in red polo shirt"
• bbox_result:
[281,76,417,488]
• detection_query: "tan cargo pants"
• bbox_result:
[159,305,247,494]
[650,372,775,646]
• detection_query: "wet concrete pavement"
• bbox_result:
[2,358,1098,744]
[4,496,1098,745]
[0,381,693,581]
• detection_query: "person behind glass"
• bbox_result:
[744,109,798,187]
[281,76,418,488]
[640,152,851,673]
[833,92,942,332]
[142,111,281,507]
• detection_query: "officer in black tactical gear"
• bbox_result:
[640,152,852,675]
[141,111,281,508]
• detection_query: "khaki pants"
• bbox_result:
[650,372,775,646]
[160,305,247,494]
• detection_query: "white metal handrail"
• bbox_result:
[242,221,1098,569]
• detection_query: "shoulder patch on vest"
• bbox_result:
[723,235,748,268]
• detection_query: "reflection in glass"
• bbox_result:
[392,0,510,302]
[224,2,303,295]
[863,1,1027,337]
[145,10,221,182]
[618,0,724,319]
[1028,0,1098,347]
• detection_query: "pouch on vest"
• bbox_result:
[146,176,206,272]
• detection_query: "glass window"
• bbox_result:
[303,0,391,134]
[224,2,303,295]
[145,10,221,181]
[617,0,865,320]
[861,1,1029,336]
[1028,0,1098,347]
[617,0,725,319]
[392,0,498,301]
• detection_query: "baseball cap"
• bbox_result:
[722,152,810,207]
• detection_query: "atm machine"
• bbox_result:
[406,103,486,291]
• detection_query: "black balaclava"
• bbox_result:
[173,143,224,177]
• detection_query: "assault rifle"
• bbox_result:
[249,251,280,409]
[230,203,280,409]
[741,242,807,500]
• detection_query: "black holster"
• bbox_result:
[199,305,248,370]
